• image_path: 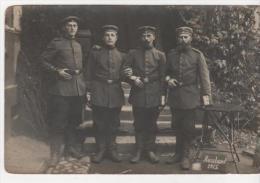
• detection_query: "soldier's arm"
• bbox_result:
[86,50,97,92]
[39,40,58,73]
[158,52,167,96]
[158,52,167,106]
[165,53,171,79]
[119,52,129,82]
[121,51,135,85]
[164,52,178,88]
[198,52,212,102]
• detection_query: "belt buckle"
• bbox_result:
[75,70,80,75]
[107,80,113,84]
[143,77,149,83]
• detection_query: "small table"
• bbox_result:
[197,103,244,173]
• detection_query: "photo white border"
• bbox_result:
[1,0,260,183]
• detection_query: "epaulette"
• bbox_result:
[155,48,164,54]
[52,37,62,41]
[191,47,203,55]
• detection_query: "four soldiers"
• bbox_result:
[41,16,211,169]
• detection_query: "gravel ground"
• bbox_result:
[45,156,91,174]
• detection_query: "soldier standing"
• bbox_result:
[40,16,85,166]
[165,27,211,170]
[86,25,125,163]
[123,26,166,164]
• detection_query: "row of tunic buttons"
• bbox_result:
[108,50,116,76]
[179,53,184,84]
[144,51,149,75]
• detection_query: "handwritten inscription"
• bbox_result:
[201,153,227,171]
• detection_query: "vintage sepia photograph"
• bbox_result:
[3,3,260,177]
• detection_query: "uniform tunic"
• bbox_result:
[166,46,211,109]
[86,47,125,108]
[40,36,86,96]
[123,47,166,107]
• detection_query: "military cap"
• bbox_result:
[61,16,80,25]
[176,26,193,35]
[137,26,156,34]
[102,25,119,33]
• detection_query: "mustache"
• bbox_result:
[142,40,151,44]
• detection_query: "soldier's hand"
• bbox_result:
[168,78,178,88]
[161,95,166,106]
[92,44,102,50]
[202,95,210,106]
[159,96,166,111]
[134,78,144,88]
[86,92,92,108]
[123,68,133,77]
[57,68,72,80]
[86,92,91,107]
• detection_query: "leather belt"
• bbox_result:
[64,69,82,75]
[140,76,159,83]
[95,77,120,84]
[177,82,196,87]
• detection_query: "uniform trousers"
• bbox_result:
[47,95,85,152]
[132,106,159,152]
[170,108,196,155]
[92,105,121,151]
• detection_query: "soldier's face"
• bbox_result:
[141,32,155,47]
[103,31,118,47]
[64,20,78,38]
[178,33,192,46]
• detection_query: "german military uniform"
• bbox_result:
[40,16,85,166]
[123,26,166,163]
[86,25,125,163]
[165,27,211,169]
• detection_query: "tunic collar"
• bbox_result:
[176,45,192,53]
[62,34,76,40]
[103,44,117,50]
[138,45,155,51]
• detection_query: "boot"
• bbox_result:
[147,151,159,164]
[92,136,106,164]
[130,133,143,164]
[166,134,183,164]
[181,157,191,170]
[92,148,106,163]
[130,149,142,164]
[107,134,122,162]
[49,134,64,167]
[145,132,159,163]
[65,126,85,159]
[166,153,182,164]
[181,142,191,170]
[66,145,85,159]
[49,150,60,167]
[109,150,122,162]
